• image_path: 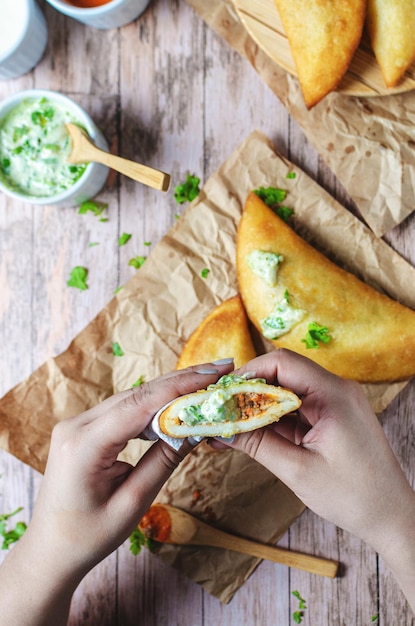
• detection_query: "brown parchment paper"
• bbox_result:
[1,131,415,602]
[186,0,415,237]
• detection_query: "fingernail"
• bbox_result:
[243,370,257,379]
[215,435,235,443]
[195,367,219,375]
[212,357,234,365]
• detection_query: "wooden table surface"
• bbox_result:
[1,1,414,625]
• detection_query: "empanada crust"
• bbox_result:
[237,192,415,383]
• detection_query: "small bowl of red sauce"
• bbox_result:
[45,0,151,29]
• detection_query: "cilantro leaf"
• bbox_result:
[78,200,108,218]
[253,186,294,222]
[286,171,296,179]
[301,322,332,349]
[118,232,132,247]
[0,507,27,550]
[112,342,124,357]
[131,375,144,387]
[128,255,146,270]
[292,590,307,623]
[129,527,153,555]
[200,268,210,279]
[67,266,88,291]
[174,174,200,204]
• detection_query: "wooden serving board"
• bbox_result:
[233,0,415,97]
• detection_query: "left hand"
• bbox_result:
[21,361,234,583]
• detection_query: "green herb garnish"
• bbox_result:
[118,233,132,247]
[301,322,332,349]
[67,266,88,291]
[174,174,200,204]
[144,241,152,247]
[253,186,294,222]
[0,507,27,550]
[286,171,296,179]
[128,255,146,269]
[131,375,144,388]
[129,528,151,555]
[200,268,210,278]
[78,200,108,218]
[292,590,307,623]
[112,342,124,357]
[1,158,11,174]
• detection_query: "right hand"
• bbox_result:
[211,349,415,554]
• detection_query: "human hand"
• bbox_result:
[19,360,234,585]
[211,349,415,556]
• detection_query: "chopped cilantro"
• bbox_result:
[371,617,379,623]
[78,200,108,218]
[301,322,332,349]
[88,242,99,247]
[200,268,210,279]
[129,527,151,555]
[128,255,146,270]
[144,241,152,247]
[67,266,88,291]
[292,590,307,623]
[118,232,132,247]
[174,174,200,204]
[112,342,124,357]
[0,507,27,550]
[114,285,123,294]
[254,186,294,222]
[286,171,296,179]
[131,375,144,388]
[1,158,11,174]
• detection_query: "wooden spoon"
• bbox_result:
[66,123,171,192]
[139,503,339,578]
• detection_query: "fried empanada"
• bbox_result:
[366,0,415,87]
[236,192,415,383]
[273,0,366,108]
[176,295,256,370]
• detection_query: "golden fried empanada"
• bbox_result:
[366,0,415,87]
[176,295,256,370]
[236,192,415,383]
[273,0,366,108]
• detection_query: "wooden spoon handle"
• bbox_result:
[91,148,171,192]
[195,526,338,578]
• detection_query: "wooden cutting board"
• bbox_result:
[233,0,415,97]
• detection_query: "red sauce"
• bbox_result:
[139,504,172,542]
[65,0,113,8]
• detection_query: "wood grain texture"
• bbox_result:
[0,0,414,624]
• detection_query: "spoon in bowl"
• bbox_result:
[139,503,339,578]
[66,123,171,192]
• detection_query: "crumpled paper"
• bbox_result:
[186,0,415,237]
[1,131,415,602]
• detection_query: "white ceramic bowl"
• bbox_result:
[0,0,48,80]
[0,89,109,208]
[45,0,150,30]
